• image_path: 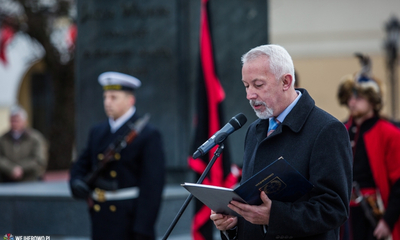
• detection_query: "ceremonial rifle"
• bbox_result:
[85,114,150,189]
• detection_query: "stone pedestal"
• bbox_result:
[0,181,193,239]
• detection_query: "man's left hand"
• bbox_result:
[373,219,391,239]
[228,191,272,225]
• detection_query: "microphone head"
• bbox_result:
[229,113,247,130]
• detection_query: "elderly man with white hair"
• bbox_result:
[210,44,352,240]
[0,105,47,182]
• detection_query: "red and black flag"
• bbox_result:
[188,1,241,240]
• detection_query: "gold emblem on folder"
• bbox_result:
[259,176,287,194]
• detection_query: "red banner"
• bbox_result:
[188,1,241,239]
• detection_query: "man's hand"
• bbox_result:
[373,219,391,239]
[11,166,23,180]
[70,179,91,199]
[210,210,238,231]
[228,191,272,225]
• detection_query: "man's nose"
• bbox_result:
[246,89,257,100]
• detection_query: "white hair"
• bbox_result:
[241,44,296,86]
[10,105,27,120]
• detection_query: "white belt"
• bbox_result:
[92,187,140,202]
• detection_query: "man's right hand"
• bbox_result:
[210,210,238,231]
[70,179,91,199]
[374,219,391,240]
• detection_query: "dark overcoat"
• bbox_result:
[235,89,352,240]
[70,113,165,240]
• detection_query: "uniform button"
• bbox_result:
[110,171,117,178]
[93,204,101,212]
[109,205,117,212]
[97,153,104,160]
[114,153,121,160]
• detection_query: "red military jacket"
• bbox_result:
[346,118,400,240]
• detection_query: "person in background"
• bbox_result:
[69,71,165,240]
[0,105,48,182]
[210,44,353,240]
[337,53,400,240]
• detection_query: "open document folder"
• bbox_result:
[182,157,314,216]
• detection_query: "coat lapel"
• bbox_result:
[250,89,315,174]
[97,114,139,153]
[280,89,315,134]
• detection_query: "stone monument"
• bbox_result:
[75,0,268,183]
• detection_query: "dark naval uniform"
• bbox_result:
[70,112,165,240]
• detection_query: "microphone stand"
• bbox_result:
[161,143,225,240]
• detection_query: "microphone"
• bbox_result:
[192,113,247,159]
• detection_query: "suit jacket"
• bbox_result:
[234,89,352,240]
[70,113,165,240]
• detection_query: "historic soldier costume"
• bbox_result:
[338,54,400,240]
[70,72,165,240]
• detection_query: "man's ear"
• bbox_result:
[125,91,136,106]
[282,74,293,91]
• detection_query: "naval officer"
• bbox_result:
[70,71,166,240]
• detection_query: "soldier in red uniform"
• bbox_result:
[337,54,400,240]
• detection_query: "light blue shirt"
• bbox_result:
[272,90,302,124]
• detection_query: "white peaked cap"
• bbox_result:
[98,71,142,91]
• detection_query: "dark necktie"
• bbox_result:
[267,117,280,137]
